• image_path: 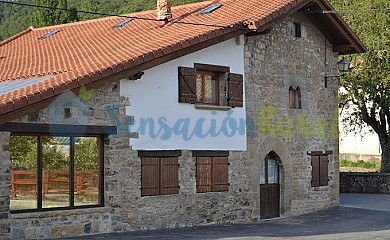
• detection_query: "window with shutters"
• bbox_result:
[178,63,243,108]
[139,151,180,197]
[311,155,329,187]
[193,151,229,193]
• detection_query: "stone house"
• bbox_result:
[0,0,365,239]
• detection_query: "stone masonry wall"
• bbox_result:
[9,79,254,237]
[244,13,340,218]
[340,153,381,163]
[9,81,123,239]
[340,172,390,194]
[0,132,11,240]
[108,12,340,231]
[109,150,253,232]
[5,12,340,239]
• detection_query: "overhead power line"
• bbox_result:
[0,0,248,30]
[309,8,390,14]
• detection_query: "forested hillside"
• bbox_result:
[0,0,202,41]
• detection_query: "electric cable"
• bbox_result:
[0,0,249,30]
[309,8,390,14]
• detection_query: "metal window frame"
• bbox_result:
[9,132,105,214]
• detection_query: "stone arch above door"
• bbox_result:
[250,137,293,217]
[260,151,281,219]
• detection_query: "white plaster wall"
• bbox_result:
[120,36,246,150]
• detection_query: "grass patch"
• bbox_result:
[340,160,380,169]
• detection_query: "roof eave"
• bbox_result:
[0,26,35,47]
[309,0,367,54]
[247,0,366,54]
[0,0,368,119]
[0,27,247,124]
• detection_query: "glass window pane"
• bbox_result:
[74,137,100,206]
[42,136,70,208]
[292,93,296,108]
[268,159,279,184]
[297,88,302,109]
[204,75,217,104]
[260,159,266,184]
[204,74,212,102]
[196,74,203,102]
[10,136,38,210]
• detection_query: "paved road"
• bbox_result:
[340,193,390,212]
[70,194,390,240]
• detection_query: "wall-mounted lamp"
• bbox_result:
[324,58,350,88]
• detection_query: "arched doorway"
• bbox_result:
[260,152,280,219]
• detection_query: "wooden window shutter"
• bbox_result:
[178,67,197,103]
[228,73,244,107]
[160,157,179,195]
[311,156,320,187]
[141,157,160,196]
[196,157,212,193]
[319,156,329,186]
[212,157,229,192]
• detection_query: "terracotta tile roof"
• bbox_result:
[0,0,366,118]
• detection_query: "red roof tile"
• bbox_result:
[0,0,366,118]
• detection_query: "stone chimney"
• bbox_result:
[157,0,172,21]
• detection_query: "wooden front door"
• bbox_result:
[260,155,280,219]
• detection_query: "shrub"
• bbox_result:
[340,159,380,169]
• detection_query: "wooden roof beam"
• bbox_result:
[333,44,354,54]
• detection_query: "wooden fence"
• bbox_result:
[11,170,96,199]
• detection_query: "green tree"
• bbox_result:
[41,136,70,170]
[74,137,99,171]
[10,136,68,170]
[0,1,34,41]
[10,136,99,171]
[10,136,38,170]
[34,0,78,27]
[70,0,203,20]
[0,0,203,40]
[330,0,390,171]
